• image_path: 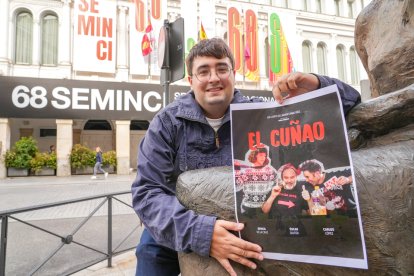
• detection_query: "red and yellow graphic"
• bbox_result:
[227,6,259,81]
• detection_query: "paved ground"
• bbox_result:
[0,173,140,276]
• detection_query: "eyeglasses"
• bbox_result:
[193,65,233,83]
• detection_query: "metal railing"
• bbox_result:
[0,191,141,276]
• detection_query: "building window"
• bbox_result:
[302,41,312,73]
[350,46,360,84]
[317,42,327,75]
[130,120,149,130]
[41,14,59,66]
[336,45,347,81]
[84,120,112,130]
[316,0,322,13]
[335,0,341,16]
[15,11,33,64]
[348,1,354,18]
[40,129,57,137]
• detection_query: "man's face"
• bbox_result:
[282,168,297,189]
[188,56,235,118]
[303,171,321,186]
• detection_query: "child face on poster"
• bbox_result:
[255,152,267,166]
[248,147,269,167]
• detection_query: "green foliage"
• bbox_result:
[5,137,38,169]
[102,150,117,167]
[30,152,57,172]
[70,144,96,169]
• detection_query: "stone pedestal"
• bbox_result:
[116,120,130,174]
[56,119,73,176]
[0,118,10,179]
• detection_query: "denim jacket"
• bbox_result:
[131,75,361,257]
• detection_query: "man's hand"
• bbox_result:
[271,185,281,197]
[301,185,310,201]
[210,220,264,276]
[272,72,320,104]
[336,176,352,185]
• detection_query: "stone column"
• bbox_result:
[59,0,71,65]
[328,33,339,78]
[340,0,347,17]
[325,0,335,15]
[308,0,316,12]
[345,47,352,84]
[115,120,130,175]
[117,6,128,72]
[296,28,304,71]
[56,119,73,176]
[32,18,40,65]
[0,0,9,63]
[0,118,11,179]
[311,40,318,73]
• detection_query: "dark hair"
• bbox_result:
[185,38,235,76]
[298,159,323,173]
[248,147,269,166]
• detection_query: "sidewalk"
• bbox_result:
[0,174,135,212]
[73,250,137,276]
[0,173,140,276]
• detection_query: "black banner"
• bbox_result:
[0,76,273,120]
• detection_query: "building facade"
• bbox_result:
[0,0,370,178]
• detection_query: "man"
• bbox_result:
[262,163,308,236]
[262,163,308,216]
[299,159,356,216]
[131,38,360,276]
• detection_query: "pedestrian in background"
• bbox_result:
[91,146,108,180]
[49,144,55,154]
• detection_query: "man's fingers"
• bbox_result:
[217,220,244,231]
[229,253,257,270]
[235,246,264,261]
[272,73,298,103]
[231,238,263,254]
[286,73,299,90]
[272,84,283,103]
[217,258,237,276]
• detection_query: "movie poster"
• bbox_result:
[230,85,368,269]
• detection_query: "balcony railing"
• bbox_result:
[0,191,141,276]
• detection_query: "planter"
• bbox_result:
[33,167,56,176]
[71,165,116,175]
[103,165,116,174]
[7,168,29,177]
[72,167,94,175]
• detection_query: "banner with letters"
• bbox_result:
[73,0,117,73]
[0,76,162,120]
[0,77,274,120]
